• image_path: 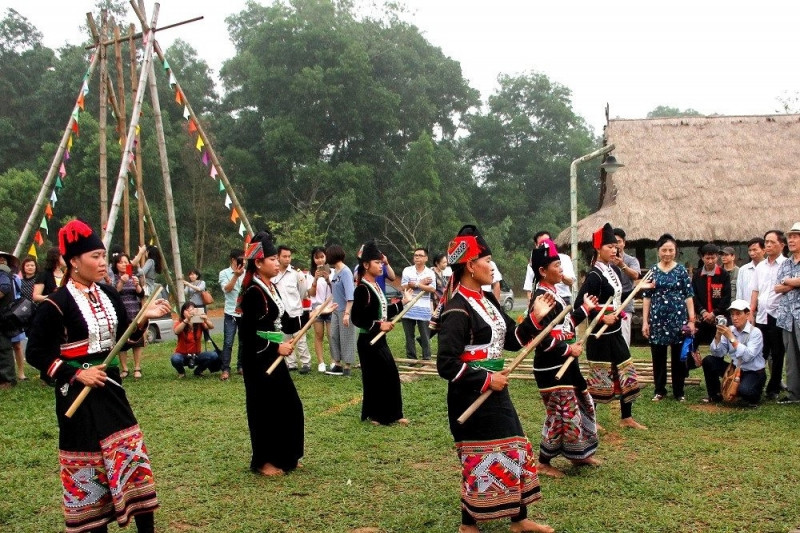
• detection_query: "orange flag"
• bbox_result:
[188,119,197,133]
[175,88,183,105]
[230,208,239,223]
[77,93,85,111]
[45,203,53,219]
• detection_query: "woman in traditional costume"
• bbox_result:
[238,230,304,476]
[435,225,556,533]
[574,223,647,429]
[26,219,171,533]
[528,239,599,478]
[351,240,410,425]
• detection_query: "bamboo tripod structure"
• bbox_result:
[13,1,253,307]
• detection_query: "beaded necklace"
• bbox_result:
[253,275,285,331]
[66,279,117,353]
[457,284,506,359]
[361,278,387,320]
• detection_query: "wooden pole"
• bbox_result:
[456,305,572,425]
[102,5,159,250]
[146,55,185,304]
[13,51,101,258]
[129,23,146,249]
[97,12,109,236]
[129,0,254,238]
[266,296,333,375]
[65,286,163,418]
[85,16,204,49]
[591,270,654,338]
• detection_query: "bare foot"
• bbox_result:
[619,418,648,430]
[397,418,410,426]
[257,463,284,476]
[570,456,601,467]
[509,518,555,533]
[595,422,605,433]
[459,525,480,533]
[536,463,565,478]
[370,420,381,426]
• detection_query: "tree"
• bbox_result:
[462,72,597,250]
[646,105,703,118]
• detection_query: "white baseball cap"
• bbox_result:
[728,299,750,312]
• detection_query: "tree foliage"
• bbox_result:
[646,105,703,118]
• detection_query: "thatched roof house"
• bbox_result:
[556,114,800,248]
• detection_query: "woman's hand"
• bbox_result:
[321,302,338,314]
[531,292,556,321]
[120,273,130,283]
[582,294,599,312]
[379,321,394,332]
[76,365,107,388]
[488,371,509,391]
[143,298,171,320]
[601,313,618,325]
[278,342,294,356]
[687,321,696,336]
[343,313,351,327]
[642,322,650,339]
[570,342,584,358]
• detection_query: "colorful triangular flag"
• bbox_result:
[77,93,85,110]
[219,180,224,192]
[163,59,170,72]
[230,209,239,223]
[183,106,190,120]
[238,222,246,237]
[27,243,37,259]
[67,135,73,151]
[210,166,218,179]
[59,163,66,178]
[34,231,44,246]
[169,72,177,86]
[50,190,58,205]
[195,136,204,151]
[39,217,48,233]
[45,203,53,219]
[56,177,64,189]
[175,88,183,105]
[201,151,210,166]
[63,150,70,162]
[71,121,79,136]
[188,119,197,133]
[224,194,232,208]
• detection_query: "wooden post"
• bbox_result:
[129,1,254,238]
[97,12,109,236]
[147,56,185,305]
[130,23,145,250]
[102,5,159,250]
[13,51,101,258]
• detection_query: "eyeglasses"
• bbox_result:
[413,254,426,257]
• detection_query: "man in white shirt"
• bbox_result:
[401,248,436,360]
[524,231,574,304]
[749,230,787,400]
[737,237,765,303]
[273,246,312,373]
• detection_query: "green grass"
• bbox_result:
[2,330,800,533]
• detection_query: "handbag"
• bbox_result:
[1,297,34,334]
[721,363,741,402]
[201,290,214,306]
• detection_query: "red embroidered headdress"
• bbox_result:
[58,219,105,261]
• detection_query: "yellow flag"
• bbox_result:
[28,243,37,259]
[196,135,205,151]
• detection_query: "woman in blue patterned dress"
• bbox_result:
[642,234,696,401]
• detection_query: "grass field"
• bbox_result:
[2,328,799,533]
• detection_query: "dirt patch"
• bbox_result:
[600,431,625,447]
[350,528,384,533]
[399,373,423,383]
[322,396,362,416]
[688,404,729,414]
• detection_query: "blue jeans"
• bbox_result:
[171,352,221,375]
[222,313,240,372]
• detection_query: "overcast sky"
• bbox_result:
[8,0,800,134]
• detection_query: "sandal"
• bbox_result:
[120,370,129,379]
[134,369,142,379]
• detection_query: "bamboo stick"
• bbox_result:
[554,297,613,380]
[66,285,163,418]
[96,12,109,235]
[266,296,334,375]
[84,16,204,49]
[101,5,159,250]
[457,305,573,425]
[370,291,425,345]
[13,50,101,258]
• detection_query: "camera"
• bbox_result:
[190,309,205,324]
[715,315,728,327]
[236,257,244,268]
[186,354,197,369]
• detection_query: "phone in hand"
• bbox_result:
[126,263,134,276]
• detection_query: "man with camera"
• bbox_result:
[701,299,765,405]
[171,302,221,377]
[612,228,641,346]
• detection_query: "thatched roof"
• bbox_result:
[556,114,800,247]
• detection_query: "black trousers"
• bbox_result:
[651,342,686,398]
[756,314,785,395]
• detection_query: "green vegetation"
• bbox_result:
[2,332,799,532]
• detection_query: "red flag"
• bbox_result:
[34,230,44,246]
[72,121,79,136]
